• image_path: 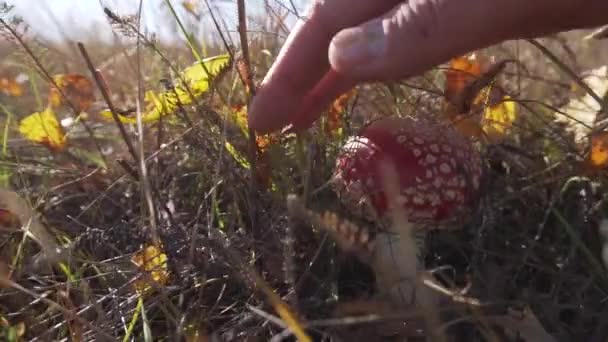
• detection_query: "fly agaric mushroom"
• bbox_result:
[332,115,482,308]
[333,115,481,227]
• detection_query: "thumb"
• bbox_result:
[328,0,587,82]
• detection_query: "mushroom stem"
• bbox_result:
[375,159,421,302]
[378,159,445,341]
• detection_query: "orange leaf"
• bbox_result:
[49,74,95,112]
[0,208,20,229]
[324,89,356,135]
[0,77,23,97]
[444,54,484,104]
[590,132,608,167]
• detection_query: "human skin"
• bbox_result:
[247,0,608,134]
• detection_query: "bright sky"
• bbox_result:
[7,0,307,44]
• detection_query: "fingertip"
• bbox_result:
[247,82,294,134]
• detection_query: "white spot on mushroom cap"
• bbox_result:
[439,163,451,174]
[417,184,429,191]
[447,177,459,187]
[425,154,437,164]
[413,137,424,145]
[423,192,439,205]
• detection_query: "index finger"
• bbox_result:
[248,0,399,133]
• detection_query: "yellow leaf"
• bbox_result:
[482,95,517,142]
[100,55,231,124]
[99,91,170,123]
[18,107,67,151]
[170,54,232,106]
[182,54,231,93]
[144,90,175,120]
[131,244,169,295]
[590,132,608,167]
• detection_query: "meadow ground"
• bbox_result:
[1,2,608,341]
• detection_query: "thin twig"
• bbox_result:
[135,0,160,246]
[77,43,139,163]
[236,0,261,253]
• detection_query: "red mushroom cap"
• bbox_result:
[333,116,482,226]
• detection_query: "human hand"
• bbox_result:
[248,0,608,134]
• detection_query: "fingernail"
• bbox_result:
[329,23,386,71]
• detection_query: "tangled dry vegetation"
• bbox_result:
[1,2,608,341]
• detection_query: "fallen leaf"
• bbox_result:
[99,91,169,123]
[0,77,23,97]
[442,54,513,141]
[174,54,232,102]
[18,106,67,151]
[590,132,608,167]
[324,89,356,136]
[49,74,95,113]
[444,54,484,106]
[100,54,231,123]
[131,244,169,295]
[481,94,518,143]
